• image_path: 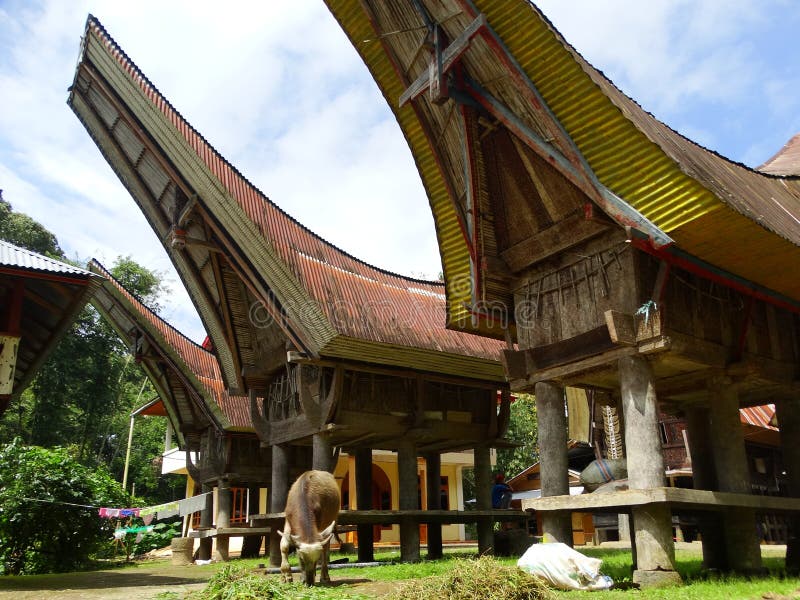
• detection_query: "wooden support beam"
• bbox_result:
[399,14,488,107]
[500,213,607,273]
[605,310,636,346]
[4,279,25,336]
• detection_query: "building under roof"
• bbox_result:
[68,16,505,397]
[0,240,98,414]
[69,15,518,562]
[324,0,800,336]
[323,0,800,585]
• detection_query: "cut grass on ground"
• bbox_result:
[185,545,800,600]
[1,544,798,599]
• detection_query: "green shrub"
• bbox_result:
[0,439,128,574]
[131,520,182,556]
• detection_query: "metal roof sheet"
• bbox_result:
[324,0,800,331]
[739,404,778,432]
[0,240,91,277]
[759,133,800,176]
[90,260,252,431]
[72,16,504,377]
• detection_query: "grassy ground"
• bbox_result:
[0,543,797,599]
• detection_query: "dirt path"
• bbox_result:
[0,560,404,600]
[0,561,213,600]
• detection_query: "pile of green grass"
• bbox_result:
[186,564,347,600]
[387,556,553,600]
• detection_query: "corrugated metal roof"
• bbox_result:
[0,240,91,277]
[90,260,252,431]
[324,0,800,331]
[759,133,800,176]
[73,16,504,378]
[739,404,778,432]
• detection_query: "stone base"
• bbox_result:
[493,529,534,557]
[170,537,194,566]
[633,569,683,588]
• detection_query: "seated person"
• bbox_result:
[492,473,513,509]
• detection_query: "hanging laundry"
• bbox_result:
[179,493,208,517]
[113,524,155,537]
[142,513,154,526]
[120,508,140,517]
[156,501,179,520]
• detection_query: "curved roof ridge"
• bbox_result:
[510,2,800,245]
[85,14,444,289]
[90,258,252,429]
[88,258,210,354]
[758,132,800,176]
[534,9,795,182]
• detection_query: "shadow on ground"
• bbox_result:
[0,565,209,591]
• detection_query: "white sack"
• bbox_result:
[517,542,613,591]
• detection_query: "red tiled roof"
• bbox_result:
[82,16,503,368]
[90,260,251,430]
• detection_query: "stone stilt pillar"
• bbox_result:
[708,377,762,573]
[398,441,420,562]
[617,514,632,543]
[776,396,800,574]
[425,452,443,559]
[474,443,494,554]
[619,355,681,587]
[215,479,231,561]
[535,381,572,546]
[241,486,262,558]
[269,444,290,567]
[355,447,374,562]
[313,433,334,472]
[685,405,726,570]
[197,482,213,561]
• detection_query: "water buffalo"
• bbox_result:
[278,470,340,585]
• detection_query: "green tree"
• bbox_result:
[0,439,128,574]
[0,197,178,505]
[496,393,539,479]
[110,255,167,313]
[0,193,62,257]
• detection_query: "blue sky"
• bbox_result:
[1,1,798,343]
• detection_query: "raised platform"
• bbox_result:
[249,509,530,526]
[188,526,271,539]
[522,487,800,514]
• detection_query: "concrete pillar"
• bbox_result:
[708,377,763,573]
[535,381,572,546]
[355,447,374,562]
[269,443,289,567]
[619,355,681,587]
[425,452,443,559]
[215,479,231,561]
[241,486,262,558]
[197,483,213,561]
[474,443,494,554]
[398,441,420,562]
[313,433,334,472]
[685,405,726,570]
[776,396,800,574]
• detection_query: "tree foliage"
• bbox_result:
[0,196,181,506]
[496,394,539,479]
[0,439,129,574]
[0,193,62,257]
